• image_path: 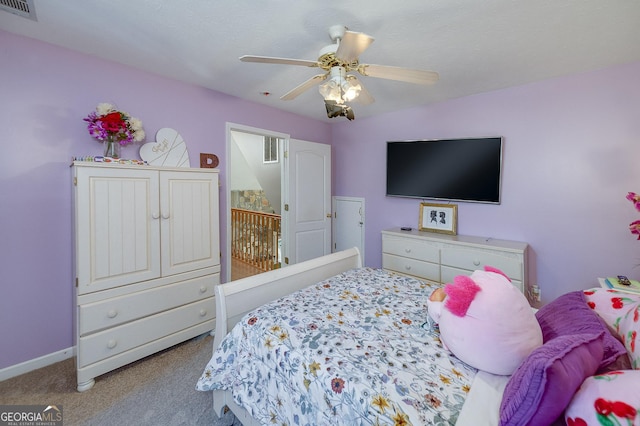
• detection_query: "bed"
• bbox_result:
[197,248,640,426]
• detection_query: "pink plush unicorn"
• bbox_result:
[427,266,543,375]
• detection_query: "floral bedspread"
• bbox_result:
[196,268,477,426]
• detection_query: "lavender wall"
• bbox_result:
[2,27,639,372]
[0,30,330,370]
[332,61,640,305]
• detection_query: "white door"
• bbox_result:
[332,196,365,259]
[283,139,331,265]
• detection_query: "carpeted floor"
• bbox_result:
[0,333,241,426]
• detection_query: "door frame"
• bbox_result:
[225,122,289,283]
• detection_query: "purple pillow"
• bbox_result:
[535,290,627,369]
[499,332,604,426]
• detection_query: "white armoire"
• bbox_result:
[72,161,220,391]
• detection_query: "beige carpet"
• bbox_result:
[0,334,240,426]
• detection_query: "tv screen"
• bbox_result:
[386,137,503,204]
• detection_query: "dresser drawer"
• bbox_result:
[79,274,218,335]
[441,265,524,293]
[382,253,440,282]
[77,298,214,367]
[382,236,439,263]
[440,248,522,280]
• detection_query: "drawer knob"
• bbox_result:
[199,309,207,317]
[151,212,160,219]
[199,285,207,293]
[404,265,412,271]
[473,260,481,266]
[404,248,412,253]
[107,339,117,349]
[107,310,118,319]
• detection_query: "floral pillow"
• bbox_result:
[565,370,640,426]
[619,303,640,369]
[583,288,640,329]
[584,288,640,369]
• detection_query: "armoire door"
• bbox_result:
[75,167,161,294]
[159,170,220,276]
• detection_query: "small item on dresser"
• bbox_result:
[200,153,219,168]
[617,275,631,286]
[140,128,191,167]
[400,227,412,231]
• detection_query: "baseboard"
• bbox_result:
[0,346,75,382]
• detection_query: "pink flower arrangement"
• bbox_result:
[626,192,640,239]
[83,103,145,145]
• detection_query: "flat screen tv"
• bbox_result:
[386,137,503,204]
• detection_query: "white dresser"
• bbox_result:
[72,162,220,391]
[381,228,528,293]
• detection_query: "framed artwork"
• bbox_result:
[419,202,458,235]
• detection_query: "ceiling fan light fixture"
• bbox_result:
[318,78,343,103]
[319,66,361,104]
[342,76,361,102]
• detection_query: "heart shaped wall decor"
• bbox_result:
[139,128,190,167]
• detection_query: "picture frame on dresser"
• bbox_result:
[419,202,458,235]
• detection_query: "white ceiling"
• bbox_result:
[2,1,640,122]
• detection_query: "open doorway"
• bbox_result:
[226,124,288,282]
[225,123,333,283]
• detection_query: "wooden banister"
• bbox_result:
[231,208,281,271]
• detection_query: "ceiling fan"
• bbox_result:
[240,25,439,120]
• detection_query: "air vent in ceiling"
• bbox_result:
[0,0,37,21]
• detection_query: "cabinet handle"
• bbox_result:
[107,339,117,349]
[107,310,118,319]
[404,248,412,253]
[162,213,170,219]
[199,286,207,293]
[151,212,160,219]
[199,309,207,317]
[473,260,481,266]
[404,265,412,271]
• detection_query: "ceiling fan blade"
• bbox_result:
[240,55,319,68]
[335,31,374,63]
[358,64,439,85]
[355,84,374,105]
[281,74,328,100]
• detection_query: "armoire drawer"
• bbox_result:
[77,297,214,367]
[382,253,440,282]
[79,274,218,335]
[382,236,439,263]
[440,248,522,281]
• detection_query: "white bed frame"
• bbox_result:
[210,247,363,425]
